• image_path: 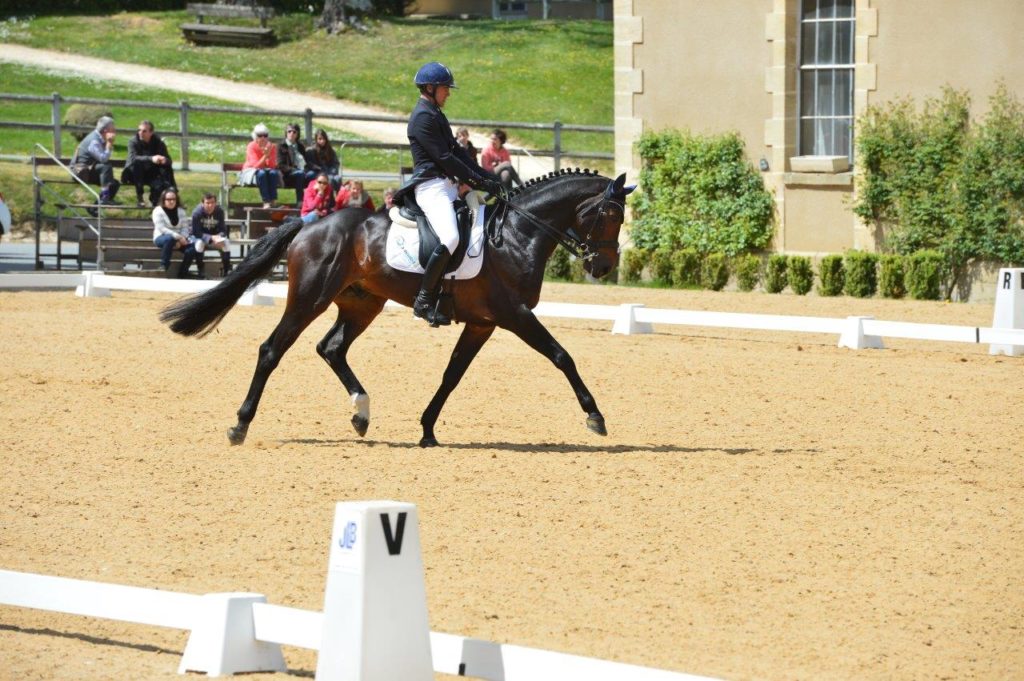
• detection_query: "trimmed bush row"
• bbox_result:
[597,248,948,299]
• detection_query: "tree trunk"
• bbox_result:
[319,0,347,34]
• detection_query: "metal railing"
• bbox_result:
[0,92,613,174]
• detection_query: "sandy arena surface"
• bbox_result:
[1,282,1022,680]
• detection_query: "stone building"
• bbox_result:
[614,0,1024,254]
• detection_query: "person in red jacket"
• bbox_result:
[334,179,375,212]
[300,174,335,223]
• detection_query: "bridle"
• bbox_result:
[486,190,624,263]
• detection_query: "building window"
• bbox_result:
[798,0,855,161]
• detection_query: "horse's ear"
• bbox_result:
[606,173,635,198]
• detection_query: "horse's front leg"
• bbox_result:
[506,306,607,436]
[419,323,495,447]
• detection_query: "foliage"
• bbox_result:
[764,254,788,294]
[817,255,845,297]
[630,129,774,256]
[879,254,907,299]
[649,247,674,285]
[670,248,702,288]
[569,254,586,282]
[787,256,813,295]
[619,248,647,284]
[700,253,729,291]
[733,254,760,292]
[905,250,945,300]
[854,85,1024,296]
[545,246,572,280]
[842,251,879,298]
[63,104,113,142]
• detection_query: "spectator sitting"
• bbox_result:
[238,123,280,209]
[151,188,196,277]
[190,192,232,277]
[382,186,396,211]
[278,123,315,207]
[300,174,336,224]
[122,120,176,208]
[304,128,342,190]
[480,128,523,190]
[70,115,121,206]
[334,179,375,212]
[455,127,479,164]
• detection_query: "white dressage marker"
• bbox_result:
[990,268,1024,356]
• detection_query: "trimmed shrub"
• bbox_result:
[631,129,775,255]
[700,253,729,291]
[843,251,879,298]
[818,255,845,296]
[670,248,702,288]
[545,247,572,280]
[905,250,945,300]
[64,105,113,142]
[733,254,761,292]
[879,254,907,299]
[787,256,814,295]
[649,247,674,285]
[764,254,788,293]
[619,248,648,284]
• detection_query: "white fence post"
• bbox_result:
[989,268,1024,356]
[316,501,433,681]
[178,593,286,676]
[837,315,884,350]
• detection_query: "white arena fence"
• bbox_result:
[0,501,716,680]
[0,271,1022,353]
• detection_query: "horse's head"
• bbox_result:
[574,173,635,279]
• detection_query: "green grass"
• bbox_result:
[0,63,399,171]
[0,12,612,154]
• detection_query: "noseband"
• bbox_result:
[488,192,623,262]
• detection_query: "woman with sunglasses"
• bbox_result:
[300,173,335,223]
[151,187,198,277]
[239,123,280,209]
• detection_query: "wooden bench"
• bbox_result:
[181,3,276,48]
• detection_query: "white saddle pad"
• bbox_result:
[385,193,486,280]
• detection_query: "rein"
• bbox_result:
[486,192,621,262]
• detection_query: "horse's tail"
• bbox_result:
[159,217,306,338]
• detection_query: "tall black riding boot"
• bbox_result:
[413,244,453,326]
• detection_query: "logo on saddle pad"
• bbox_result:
[385,193,486,280]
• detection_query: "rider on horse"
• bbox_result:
[399,61,502,327]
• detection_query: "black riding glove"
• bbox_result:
[479,178,504,197]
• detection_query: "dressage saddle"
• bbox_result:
[398,193,473,273]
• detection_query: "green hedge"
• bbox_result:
[619,249,647,284]
[670,248,702,288]
[905,250,945,300]
[787,256,813,295]
[879,254,907,299]
[734,254,761,292]
[545,247,572,281]
[632,129,775,256]
[843,251,879,298]
[650,248,674,285]
[700,253,729,291]
[818,255,845,296]
[764,254,788,293]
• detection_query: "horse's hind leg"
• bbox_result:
[316,289,386,437]
[229,299,330,445]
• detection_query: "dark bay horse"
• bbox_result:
[160,170,634,447]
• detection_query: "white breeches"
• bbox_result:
[195,234,230,253]
[414,177,459,252]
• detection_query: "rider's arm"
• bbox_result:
[410,111,490,185]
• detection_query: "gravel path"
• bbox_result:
[0,44,554,177]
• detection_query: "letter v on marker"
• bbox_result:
[380,512,407,555]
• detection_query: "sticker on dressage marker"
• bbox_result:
[328,516,362,573]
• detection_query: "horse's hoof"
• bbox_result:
[351,414,369,437]
[227,425,247,446]
[586,414,607,436]
[419,436,439,448]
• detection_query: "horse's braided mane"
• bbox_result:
[506,167,600,200]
